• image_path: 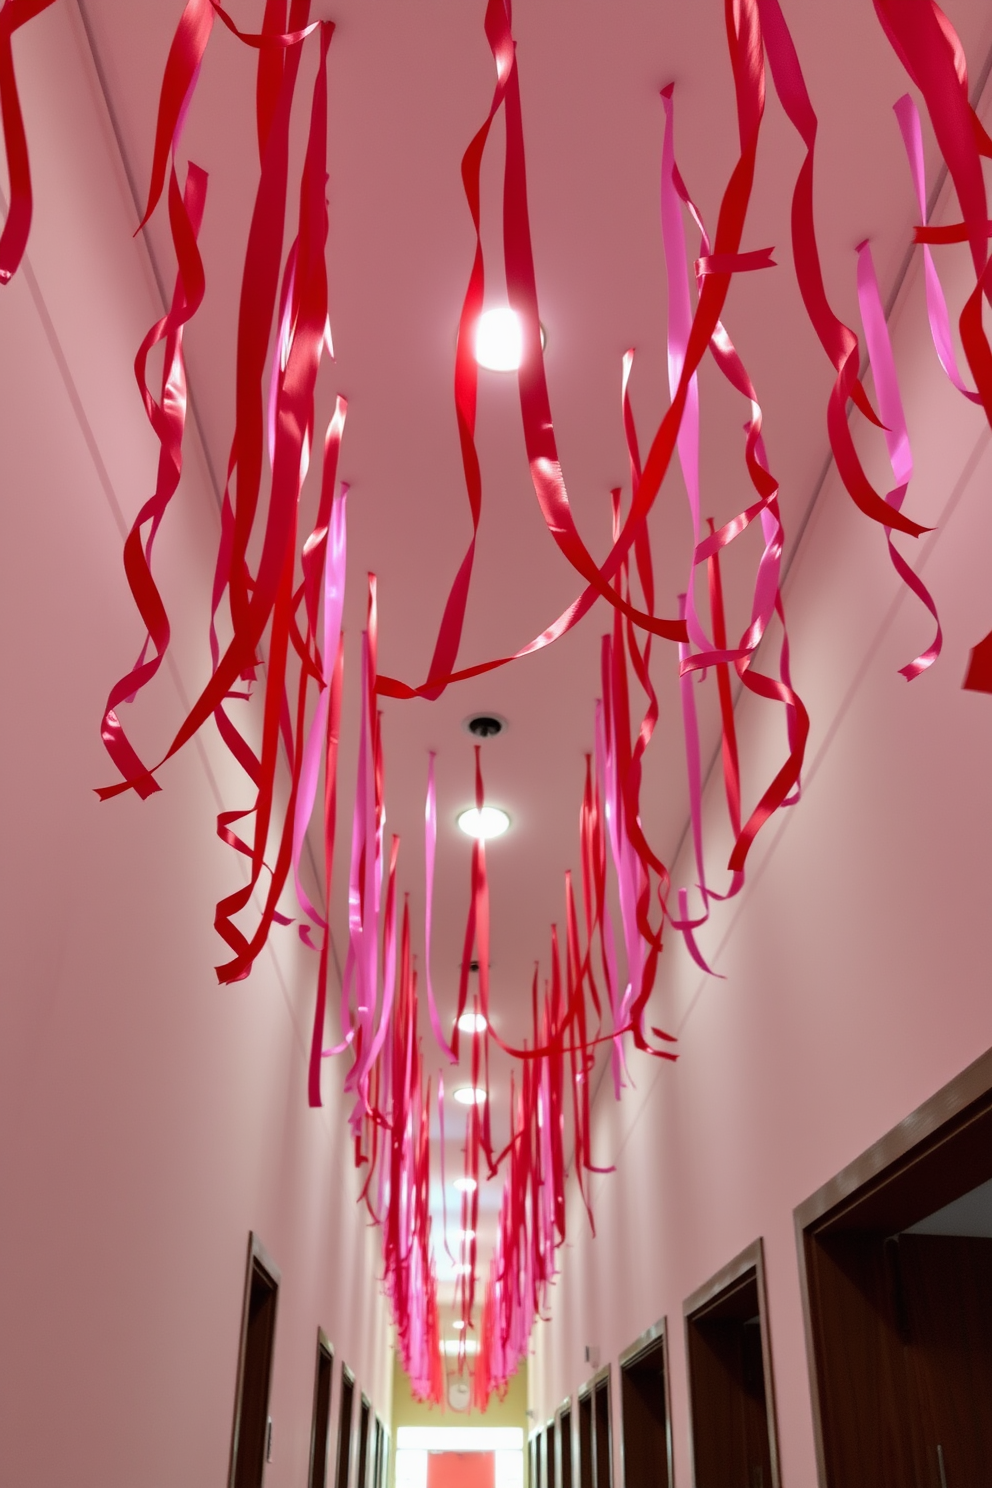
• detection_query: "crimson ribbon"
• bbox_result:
[0,0,60,283]
[871,0,992,689]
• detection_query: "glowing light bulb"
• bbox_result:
[454,1177,477,1194]
[474,308,523,371]
[453,1086,487,1107]
[458,1011,487,1034]
[457,806,510,840]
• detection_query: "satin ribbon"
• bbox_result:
[101,11,344,996]
[99,162,208,797]
[0,0,61,283]
[424,753,456,1062]
[758,0,927,543]
[874,2,992,689]
[855,239,942,678]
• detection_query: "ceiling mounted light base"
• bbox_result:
[463,713,506,739]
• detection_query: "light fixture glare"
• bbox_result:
[457,1011,487,1034]
[453,1176,477,1193]
[474,308,524,371]
[457,806,510,841]
[453,1085,487,1107]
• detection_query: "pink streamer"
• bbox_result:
[425,753,456,1062]
[292,482,348,934]
[856,238,942,678]
[894,94,982,405]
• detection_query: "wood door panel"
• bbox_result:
[900,1234,992,1486]
[620,1343,671,1488]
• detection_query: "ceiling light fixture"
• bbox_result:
[473,308,546,372]
[453,1086,487,1107]
[465,714,504,739]
[457,1011,487,1034]
[452,1320,466,1331]
[454,1177,477,1193]
[474,308,523,371]
[457,806,510,840]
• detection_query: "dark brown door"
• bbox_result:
[309,1333,334,1488]
[559,1407,573,1488]
[620,1337,671,1488]
[593,1378,612,1488]
[357,1396,371,1488]
[686,1272,774,1488]
[230,1243,280,1488]
[336,1368,355,1488]
[804,1230,992,1485]
[578,1393,593,1488]
[900,1234,992,1485]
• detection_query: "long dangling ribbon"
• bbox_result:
[855,239,942,678]
[0,0,61,283]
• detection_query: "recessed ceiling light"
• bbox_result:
[453,1086,487,1107]
[454,1177,477,1193]
[457,806,510,840]
[457,1011,487,1034]
[473,309,546,372]
[475,308,523,371]
[452,1320,466,1331]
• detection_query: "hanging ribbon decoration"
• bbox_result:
[882,15,992,688]
[0,0,61,283]
[73,0,992,1412]
[855,239,942,677]
[98,7,346,992]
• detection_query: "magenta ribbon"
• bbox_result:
[424,752,456,1062]
[292,478,348,934]
[894,93,983,405]
[855,238,942,678]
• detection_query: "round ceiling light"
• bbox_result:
[454,1177,477,1193]
[453,1086,487,1107]
[457,1011,487,1034]
[452,1319,466,1331]
[474,308,523,371]
[457,806,510,840]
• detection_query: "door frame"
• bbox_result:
[794,1044,992,1488]
[682,1238,780,1488]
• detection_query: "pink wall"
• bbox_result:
[528,73,992,1488]
[0,7,392,1484]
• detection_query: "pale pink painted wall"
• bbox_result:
[0,7,392,1485]
[529,75,992,1488]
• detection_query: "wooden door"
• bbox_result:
[900,1234,992,1486]
[309,1334,334,1488]
[620,1336,671,1488]
[230,1239,280,1488]
[686,1271,775,1488]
